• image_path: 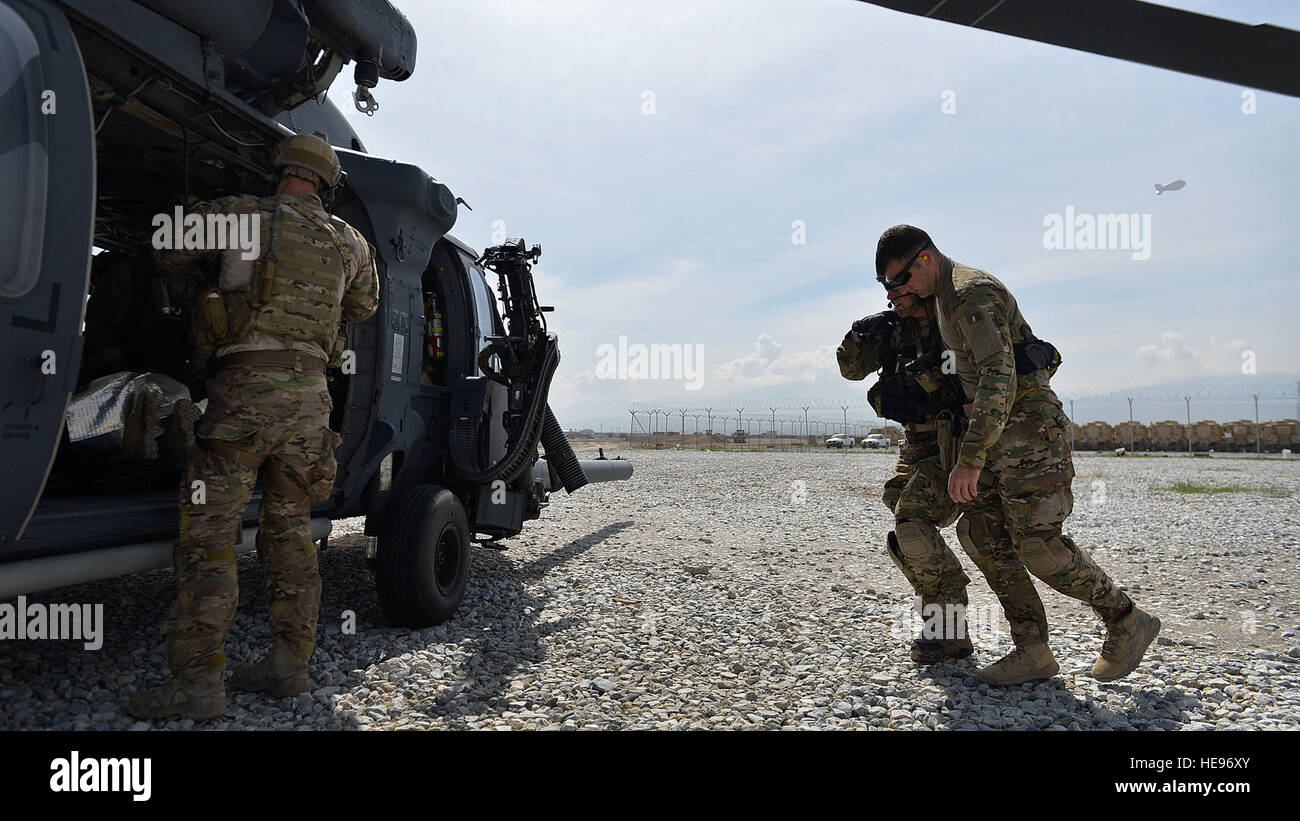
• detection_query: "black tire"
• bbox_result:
[375,485,471,628]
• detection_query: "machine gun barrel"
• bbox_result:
[577,459,633,484]
[533,457,632,491]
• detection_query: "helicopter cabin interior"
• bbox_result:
[17,24,458,561]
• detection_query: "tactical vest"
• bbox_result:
[868,314,965,425]
[224,195,349,350]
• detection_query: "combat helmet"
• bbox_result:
[271,133,342,188]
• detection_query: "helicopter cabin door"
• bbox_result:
[0,0,95,542]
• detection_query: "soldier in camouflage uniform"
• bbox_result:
[876,225,1159,685]
[838,293,975,663]
[128,134,379,719]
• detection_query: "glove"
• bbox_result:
[852,310,898,339]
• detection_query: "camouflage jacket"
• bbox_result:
[934,257,1059,469]
[155,192,379,364]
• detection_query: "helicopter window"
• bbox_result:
[0,7,48,299]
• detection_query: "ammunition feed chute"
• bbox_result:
[448,240,586,492]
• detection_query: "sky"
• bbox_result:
[335,0,1300,431]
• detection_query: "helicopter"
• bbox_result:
[0,0,630,629]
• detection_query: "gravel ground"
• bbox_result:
[2,448,1298,730]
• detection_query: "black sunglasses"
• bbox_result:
[880,244,929,290]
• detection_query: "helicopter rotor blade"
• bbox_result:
[856,0,1300,98]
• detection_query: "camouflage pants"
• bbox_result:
[163,366,340,678]
[881,429,937,512]
[887,450,969,612]
[958,398,1133,644]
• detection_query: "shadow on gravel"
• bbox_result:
[0,570,181,730]
[914,666,1192,730]
[314,520,636,729]
[0,521,633,730]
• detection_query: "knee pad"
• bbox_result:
[885,530,906,572]
[895,520,939,560]
[885,531,922,594]
[1018,534,1067,576]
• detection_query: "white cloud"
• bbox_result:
[712,333,839,389]
[1133,331,1251,379]
[1135,331,1196,363]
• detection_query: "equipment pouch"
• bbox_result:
[912,365,942,394]
[192,288,228,373]
[221,290,253,344]
[194,288,228,342]
[937,412,956,472]
[308,429,344,502]
[867,381,884,418]
[250,200,280,308]
[879,375,932,424]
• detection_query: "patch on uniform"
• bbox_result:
[963,307,1005,363]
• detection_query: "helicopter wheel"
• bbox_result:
[375,484,470,628]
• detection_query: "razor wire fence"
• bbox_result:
[619,383,1300,452]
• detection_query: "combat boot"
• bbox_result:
[230,642,311,698]
[126,673,226,720]
[1092,606,1160,682]
[975,643,1059,686]
[121,384,163,460]
[160,398,202,470]
[911,636,974,664]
